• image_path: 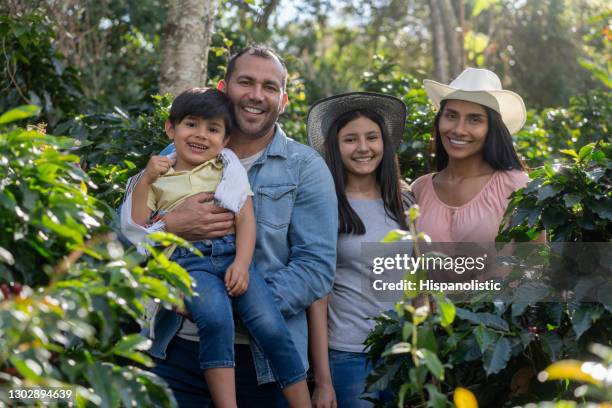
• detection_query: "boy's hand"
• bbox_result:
[224,262,249,297]
[143,155,173,184]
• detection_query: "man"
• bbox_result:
[121,45,338,407]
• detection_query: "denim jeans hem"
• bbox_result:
[200,361,235,370]
[276,372,307,389]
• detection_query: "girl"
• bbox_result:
[306,92,414,408]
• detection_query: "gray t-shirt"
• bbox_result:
[328,198,412,353]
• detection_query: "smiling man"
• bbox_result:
[121,45,338,407]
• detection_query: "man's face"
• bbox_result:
[223,54,288,140]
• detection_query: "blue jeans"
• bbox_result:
[170,235,306,388]
[153,338,288,408]
[329,349,393,408]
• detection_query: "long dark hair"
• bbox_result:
[323,109,407,235]
[432,100,526,171]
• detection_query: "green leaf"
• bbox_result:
[559,149,578,159]
[571,304,594,339]
[539,331,563,361]
[537,184,562,201]
[0,246,15,265]
[424,383,450,408]
[578,144,595,161]
[382,229,410,242]
[473,325,497,353]
[112,334,151,354]
[0,105,41,125]
[419,349,444,380]
[437,296,456,328]
[455,307,509,331]
[563,193,582,208]
[483,337,511,375]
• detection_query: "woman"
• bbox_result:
[412,67,530,242]
[306,92,414,408]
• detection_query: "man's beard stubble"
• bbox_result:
[233,104,280,140]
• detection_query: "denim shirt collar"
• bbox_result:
[255,125,288,164]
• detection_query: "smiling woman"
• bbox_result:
[412,68,530,242]
[306,92,415,408]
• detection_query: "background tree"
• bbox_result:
[159,0,218,96]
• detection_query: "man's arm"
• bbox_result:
[162,194,235,240]
[265,154,338,318]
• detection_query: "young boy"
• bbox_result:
[131,88,310,407]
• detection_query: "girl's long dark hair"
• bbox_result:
[432,100,526,172]
[323,110,407,235]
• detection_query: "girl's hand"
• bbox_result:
[311,381,337,408]
[143,155,173,184]
[224,262,249,297]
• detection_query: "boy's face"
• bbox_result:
[165,116,227,171]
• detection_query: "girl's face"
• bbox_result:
[438,99,489,161]
[338,116,384,179]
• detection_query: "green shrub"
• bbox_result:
[0,106,192,407]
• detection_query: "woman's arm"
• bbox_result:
[308,296,337,408]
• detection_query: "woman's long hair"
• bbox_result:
[432,100,526,172]
[323,109,407,235]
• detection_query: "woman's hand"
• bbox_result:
[311,381,337,408]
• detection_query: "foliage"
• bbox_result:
[365,201,611,407]
[0,106,192,407]
[499,142,611,242]
[0,12,84,128]
[55,94,172,171]
[0,106,105,286]
[358,55,435,180]
[522,343,612,407]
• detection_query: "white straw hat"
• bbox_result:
[423,67,526,134]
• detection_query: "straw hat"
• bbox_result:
[424,67,526,134]
[307,92,407,155]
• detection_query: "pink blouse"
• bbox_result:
[411,170,529,242]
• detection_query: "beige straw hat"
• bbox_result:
[307,92,406,155]
[424,67,526,134]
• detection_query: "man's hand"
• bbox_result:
[163,193,235,241]
[143,155,173,184]
[224,262,249,297]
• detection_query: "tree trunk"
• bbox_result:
[257,0,281,30]
[429,0,449,82]
[159,0,217,97]
[439,0,463,78]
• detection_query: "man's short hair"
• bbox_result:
[168,88,233,137]
[224,44,287,90]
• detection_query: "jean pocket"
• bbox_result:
[256,184,296,229]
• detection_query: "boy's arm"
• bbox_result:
[224,196,255,296]
[130,155,173,226]
[131,179,153,226]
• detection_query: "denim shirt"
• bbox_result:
[139,126,338,384]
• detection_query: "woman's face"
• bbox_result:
[438,99,489,161]
[338,115,384,179]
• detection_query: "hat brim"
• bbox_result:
[307,92,407,155]
[424,79,526,134]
